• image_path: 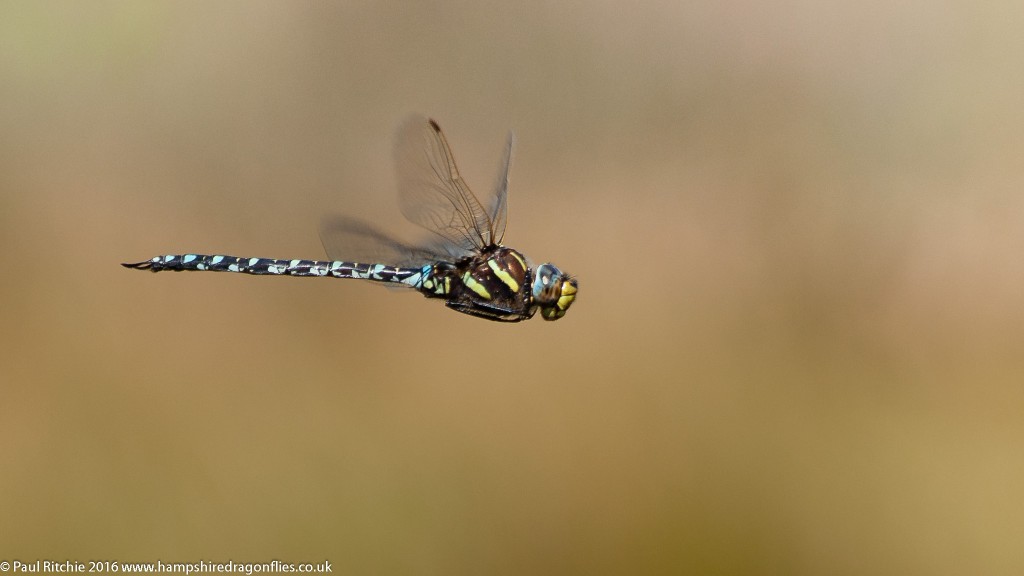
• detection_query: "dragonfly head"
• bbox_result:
[532,263,578,321]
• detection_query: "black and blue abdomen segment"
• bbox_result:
[122,254,431,288]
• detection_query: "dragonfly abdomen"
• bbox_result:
[122,254,430,287]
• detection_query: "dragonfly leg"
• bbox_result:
[445,300,534,322]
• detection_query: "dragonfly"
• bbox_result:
[123,115,577,322]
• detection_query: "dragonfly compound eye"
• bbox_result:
[533,264,577,321]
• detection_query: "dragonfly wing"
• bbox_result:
[319,215,457,268]
[394,115,498,252]
[489,130,513,245]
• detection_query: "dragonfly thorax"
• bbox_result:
[421,246,536,322]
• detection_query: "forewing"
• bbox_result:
[394,116,496,252]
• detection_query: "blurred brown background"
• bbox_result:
[3,1,1024,573]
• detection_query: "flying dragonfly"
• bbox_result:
[123,116,577,322]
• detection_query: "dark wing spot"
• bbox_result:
[428,118,441,132]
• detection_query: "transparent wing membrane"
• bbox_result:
[319,215,452,267]
[393,116,504,253]
[489,130,513,245]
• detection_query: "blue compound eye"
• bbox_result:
[532,264,564,305]
[532,264,577,321]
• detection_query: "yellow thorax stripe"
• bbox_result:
[487,259,520,292]
[461,271,492,299]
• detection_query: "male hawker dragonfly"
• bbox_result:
[123,116,577,322]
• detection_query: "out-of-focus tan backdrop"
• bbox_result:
[3,1,1023,573]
